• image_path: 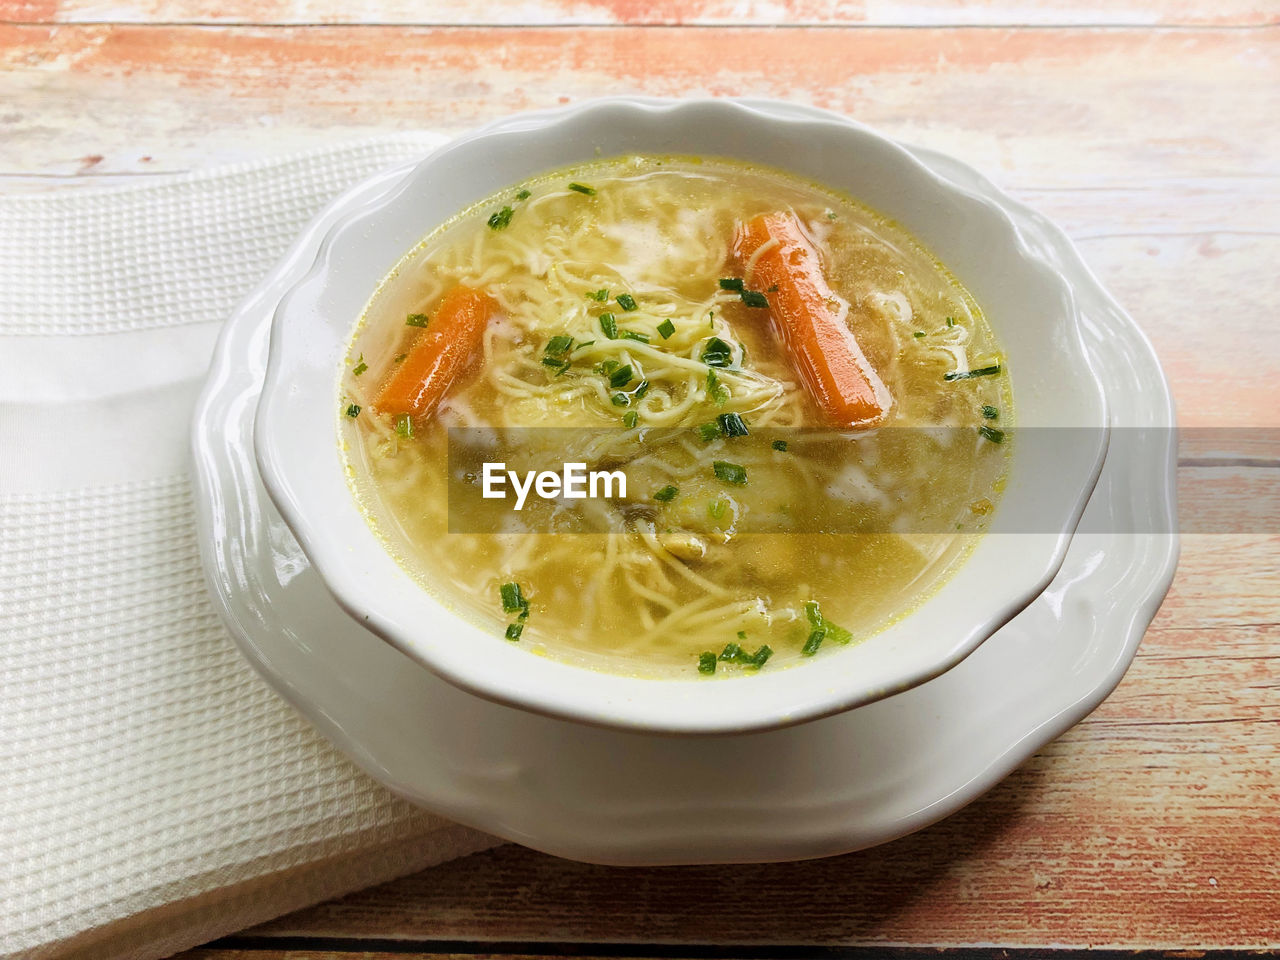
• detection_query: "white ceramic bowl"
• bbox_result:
[254,97,1109,735]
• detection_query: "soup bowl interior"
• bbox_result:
[255,97,1109,734]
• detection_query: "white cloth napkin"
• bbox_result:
[0,136,500,960]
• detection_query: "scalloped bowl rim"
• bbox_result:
[254,97,1109,735]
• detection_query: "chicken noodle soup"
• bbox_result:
[341,155,1011,678]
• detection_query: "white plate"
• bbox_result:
[191,103,1178,865]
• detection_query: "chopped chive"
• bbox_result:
[701,337,734,368]
[611,393,630,406]
[568,182,596,195]
[352,358,368,377]
[913,331,926,339]
[590,288,609,302]
[772,439,788,452]
[698,651,718,674]
[946,317,956,327]
[982,405,999,420]
[653,485,678,502]
[608,364,633,389]
[594,358,620,376]
[394,352,408,363]
[749,644,773,667]
[599,313,618,339]
[499,582,525,613]
[697,421,720,442]
[804,599,823,629]
[979,425,1006,444]
[706,368,730,405]
[802,626,827,657]
[541,357,571,375]
[826,209,838,220]
[405,313,430,327]
[825,620,853,645]
[505,622,524,641]
[633,379,650,399]
[708,499,727,521]
[623,410,638,428]
[487,205,514,230]
[713,460,748,485]
[657,319,676,339]
[344,403,361,418]
[945,364,1002,381]
[545,334,574,356]
[718,277,745,292]
[616,293,638,311]
[573,340,596,352]
[515,188,531,201]
[394,414,413,439]
[737,630,748,640]
[620,329,650,344]
[717,412,749,437]
[719,642,744,662]
[740,290,769,309]
[767,284,779,293]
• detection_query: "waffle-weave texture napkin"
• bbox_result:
[0,136,500,960]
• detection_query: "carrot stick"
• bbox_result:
[734,212,891,428]
[374,285,494,418]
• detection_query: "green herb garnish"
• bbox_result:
[594,359,620,376]
[344,403,361,418]
[946,317,956,327]
[545,334,574,356]
[608,364,633,389]
[982,405,999,420]
[802,626,827,657]
[633,380,650,399]
[653,485,678,502]
[542,357,571,376]
[713,460,748,485]
[803,599,852,649]
[568,182,596,195]
[749,645,773,668]
[701,337,734,368]
[500,582,530,618]
[978,425,1006,444]
[657,319,676,339]
[772,439,788,452]
[945,364,1002,381]
[740,290,769,309]
[913,331,926,339]
[717,412,749,437]
[590,288,609,302]
[352,355,367,377]
[405,313,430,328]
[616,293,637,311]
[623,410,638,428]
[394,414,413,439]
[706,369,730,405]
[515,188,531,201]
[505,622,524,641]
[487,205,514,230]
[718,277,744,292]
[599,313,618,339]
[697,422,720,442]
[620,329,650,344]
[611,393,630,407]
[698,651,718,674]
[708,499,727,521]
[394,352,407,363]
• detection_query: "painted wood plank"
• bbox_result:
[1,0,1275,27]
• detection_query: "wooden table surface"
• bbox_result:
[4,1,1277,956]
